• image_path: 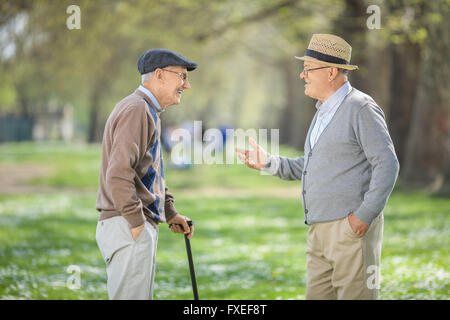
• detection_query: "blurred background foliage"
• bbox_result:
[0,0,449,189]
[0,0,449,300]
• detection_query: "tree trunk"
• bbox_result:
[402,1,450,192]
[334,0,370,93]
[437,152,450,196]
[278,58,299,146]
[276,57,316,150]
[387,41,422,166]
[87,86,104,143]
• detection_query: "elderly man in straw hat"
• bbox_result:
[236,34,399,299]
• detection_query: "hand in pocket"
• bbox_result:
[130,223,145,241]
[348,212,369,237]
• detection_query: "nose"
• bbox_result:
[300,70,305,79]
[183,79,191,90]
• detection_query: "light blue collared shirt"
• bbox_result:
[309,81,352,148]
[138,85,163,112]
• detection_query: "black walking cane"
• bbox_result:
[169,220,199,300]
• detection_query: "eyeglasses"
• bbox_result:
[302,66,330,77]
[162,68,188,81]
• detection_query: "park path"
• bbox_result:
[0,164,300,198]
[175,186,300,199]
[0,164,51,194]
[0,164,68,194]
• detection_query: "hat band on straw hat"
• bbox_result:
[305,49,349,65]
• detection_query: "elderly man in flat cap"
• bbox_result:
[95,49,197,299]
[237,34,399,300]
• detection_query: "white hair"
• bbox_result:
[338,68,349,76]
[141,72,154,84]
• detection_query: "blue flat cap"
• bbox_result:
[137,48,198,74]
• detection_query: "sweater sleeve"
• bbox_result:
[105,103,154,228]
[353,103,400,225]
[164,187,179,222]
[262,154,305,180]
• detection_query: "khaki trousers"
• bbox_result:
[96,216,158,300]
[306,213,383,300]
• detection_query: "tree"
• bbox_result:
[333,0,371,93]
[402,0,450,192]
[386,0,425,167]
[387,40,421,165]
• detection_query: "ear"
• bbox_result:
[329,67,339,81]
[154,68,164,81]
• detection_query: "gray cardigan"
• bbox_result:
[264,88,399,226]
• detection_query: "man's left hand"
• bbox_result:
[348,212,369,237]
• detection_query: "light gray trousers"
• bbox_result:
[96,216,158,300]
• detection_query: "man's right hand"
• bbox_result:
[235,137,268,170]
[130,223,145,241]
[168,213,194,239]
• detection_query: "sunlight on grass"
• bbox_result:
[0,142,449,299]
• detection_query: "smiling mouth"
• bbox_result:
[177,89,183,95]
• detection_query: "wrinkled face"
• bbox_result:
[299,60,330,101]
[158,65,191,108]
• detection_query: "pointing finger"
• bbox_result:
[249,137,262,151]
[235,147,248,155]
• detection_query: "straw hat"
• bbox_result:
[295,34,358,70]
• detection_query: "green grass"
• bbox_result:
[0,142,448,299]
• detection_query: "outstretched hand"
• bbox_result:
[235,138,268,170]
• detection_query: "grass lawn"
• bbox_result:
[0,142,448,299]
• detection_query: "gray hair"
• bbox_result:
[338,68,349,76]
[141,72,154,84]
